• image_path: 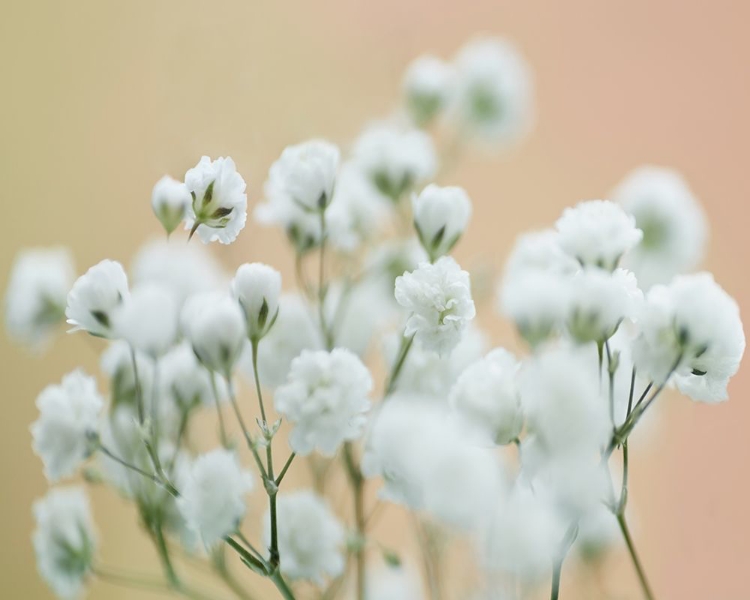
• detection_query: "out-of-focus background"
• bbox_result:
[2,1,749,598]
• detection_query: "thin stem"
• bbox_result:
[152,524,179,587]
[627,367,637,417]
[411,515,441,600]
[236,531,266,564]
[384,333,415,397]
[634,382,653,410]
[617,513,655,600]
[550,523,578,600]
[97,444,176,495]
[343,442,367,600]
[93,565,169,592]
[210,372,230,448]
[268,570,297,600]
[317,208,333,350]
[225,375,268,479]
[250,339,268,423]
[619,440,629,512]
[605,340,615,425]
[130,346,146,425]
[275,453,296,486]
[168,408,191,474]
[224,536,268,574]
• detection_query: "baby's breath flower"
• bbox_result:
[33,487,96,599]
[555,200,643,271]
[5,247,75,350]
[265,490,345,583]
[151,175,191,236]
[274,349,372,456]
[66,260,129,338]
[184,156,247,245]
[613,166,708,289]
[159,343,226,413]
[402,55,454,127]
[395,256,476,356]
[100,340,154,409]
[177,449,253,547]
[503,229,579,279]
[31,370,103,482]
[231,263,282,341]
[113,283,179,358]
[412,184,472,261]
[367,564,425,600]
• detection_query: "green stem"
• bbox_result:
[269,569,296,600]
[250,339,268,423]
[152,524,179,587]
[617,513,655,600]
[550,523,578,600]
[275,453,296,486]
[317,208,333,350]
[384,333,415,397]
[343,442,366,600]
[94,565,169,592]
[210,372,230,448]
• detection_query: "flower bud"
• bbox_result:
[269,140,340,212]
[231,263,282,341]
[403,55,454,127]
[151,176,191,236]
[412,184,472,261]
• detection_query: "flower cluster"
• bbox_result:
[6,33,744,600]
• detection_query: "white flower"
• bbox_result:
[255,178,322,253]
[66,260,129,338]
[177,449,253,547]
[31,370,103,482]
[184,156,247,244]
[5,247,75,350]
[181,292,246,376]
[274,349,372,456]
[632,273,745,402]
[403,54,454,126]
[243,294,322,389]
[613,166,708,289]
[100,341,154,409]
[267,139,340,211]
[555,200,643,271]
[449,348,523,445]
[266,490,345,583]
[131,238,228,307]
[502,229,579,280]
[151,175,191,236]
[451,37,534,144]
[520,345,610,453]
[353,124,437,201]
[395,256,476,356]
[367,564,424,600]
[412,184,472,260]
[160,343,224,413]
[575,504,620,558]
[566,268,642,344]
[231,263,282,341]
[113,283,179,357]
[33,487,96,599]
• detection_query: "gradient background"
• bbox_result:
[2,1,749,598]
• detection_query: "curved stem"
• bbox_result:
[210,372,230,448]
[384,333,415,397]
[344,442,367,600]
[617,513,655,600]
[550,523,578,600]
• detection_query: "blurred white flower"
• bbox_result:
[613,166,708,289]
[449,348,523,445]
[113,283,179,358]
[31,370,103,482]
[555,200,643,271]
[151,175,190,236]
[633,272,745,402]
[184,156,247,244]
[231,262,282,341]
[503,229,580,280]
[353,124,437,201]
[177,449,253,547]
[5,247,75,350]
[181,292,246,377]
[575,503,621,559]
[450,37,534,144]
[100,340,154,409]
[266,490,345,584]
[66,259,129,338]
[403,54,454,127]
[367,563,425,600]
[160,342,225,413]
[33,487,96,599]
[412,184,472,261]
[395,256,476,356]
[274,349,372,456]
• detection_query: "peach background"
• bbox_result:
[1,0,749,598]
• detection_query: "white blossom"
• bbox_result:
[412,184,472,261]
[33,487,96,599]
[395,256,476,356]
[274,349,372,456]
[151,175,191,236]
[266,490,345,583]
[450,37,534,144]
[177,449,253,547]
[632,273,745,402]
[5,247,75,350]
[555,200,643,271]
[66,260,129,338]
[184,156,247,245]
[112,283,179,358]
[267,139,340,211]
[231,263,282,341]
[159,342,225,413]
[449,348,523,445]
[100,340,154,409]
[613,166,708,288]
[403,54,454,126]
[181,292,246,376]
[31,370,103,482]
[367,564,424,600]
[502,229,579,280]
[255,177,322,253]
[575,504,620,559]
[353,124,437,201]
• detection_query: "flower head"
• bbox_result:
[184,156,247,244]
[395,256,476,356]
[160,342,225,413]
[66,260,129,338]
[402,54,454,126]
[274,349,372,456]
[177,449,253,547]
[231,263,282,341]
[5,247,75,350]
[113,283,179,357]
[31,370,103,482]
[33,487,96,599]
[151,175,191,236]
[412,184,472,261]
